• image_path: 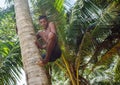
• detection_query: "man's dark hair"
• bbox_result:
[39,15,48,20]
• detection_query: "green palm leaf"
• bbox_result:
[0,41,22,85]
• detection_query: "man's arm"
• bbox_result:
[35,31,43,49]
[49,22,56,35]
[36,30,41,39]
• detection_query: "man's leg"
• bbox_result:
[37,32,56,66]
[44,32,56,62]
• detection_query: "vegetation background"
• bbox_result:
[0,0,120,85]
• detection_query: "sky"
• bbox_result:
[0,0,6,8]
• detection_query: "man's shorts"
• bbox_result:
[41,44,62,62]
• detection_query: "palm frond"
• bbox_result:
[89,66,114,85]
[114,57,120,82]
[0,41,22,85]
[93,41,120,67]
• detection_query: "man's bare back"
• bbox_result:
[35,15,61,66]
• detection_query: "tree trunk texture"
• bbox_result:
[14,0,49,85]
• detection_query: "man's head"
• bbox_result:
[39,15,48,29]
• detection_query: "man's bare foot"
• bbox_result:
[36,59,47,66]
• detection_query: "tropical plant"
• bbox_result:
[67,0,120,84]
[30,0,120,85]
[0,5,22,85]
[0,0,120,84]
[14,0,49,84]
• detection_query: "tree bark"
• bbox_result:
[14,0,49,85]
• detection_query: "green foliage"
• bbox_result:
[0,41,22,85]
[1,0,120,84]
[51,64,70,85]
[89,66,114,85]
[114,57,120,82]
[61,0,120,84]
[31,0,120,84]
[0,5,15,41]
[0,5,22,85]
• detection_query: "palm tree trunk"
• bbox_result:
[14,0,49,85]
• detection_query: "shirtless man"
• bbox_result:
[35,15,61,66]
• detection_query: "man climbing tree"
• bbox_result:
[35,15,61,66]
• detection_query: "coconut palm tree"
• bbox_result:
[1,0,120,84]
[14,0,49,84]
